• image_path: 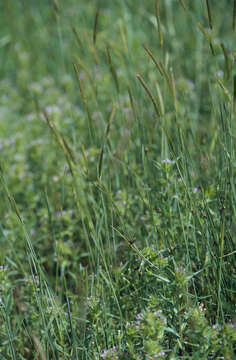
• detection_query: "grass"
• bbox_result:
[0,0,236,359]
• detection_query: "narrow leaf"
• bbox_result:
[106,46,120,92]
[233,0,236,30]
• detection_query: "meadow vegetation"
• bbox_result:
[0,0,236,358]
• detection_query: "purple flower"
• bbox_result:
[101,346,118,359]
[186,80,195,90]
[136,313,144,320]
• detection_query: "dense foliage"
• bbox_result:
[0,0,235,358]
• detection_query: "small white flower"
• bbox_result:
[162,158,172,164]
[216,70,224,78]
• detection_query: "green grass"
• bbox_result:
[0,0,236,359]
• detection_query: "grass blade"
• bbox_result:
[106,45,120,93]
[73,63,94,139]
[233,0,236,30]
[234,74,236,116]
[220,42,230,79]
[98,106,116,179]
